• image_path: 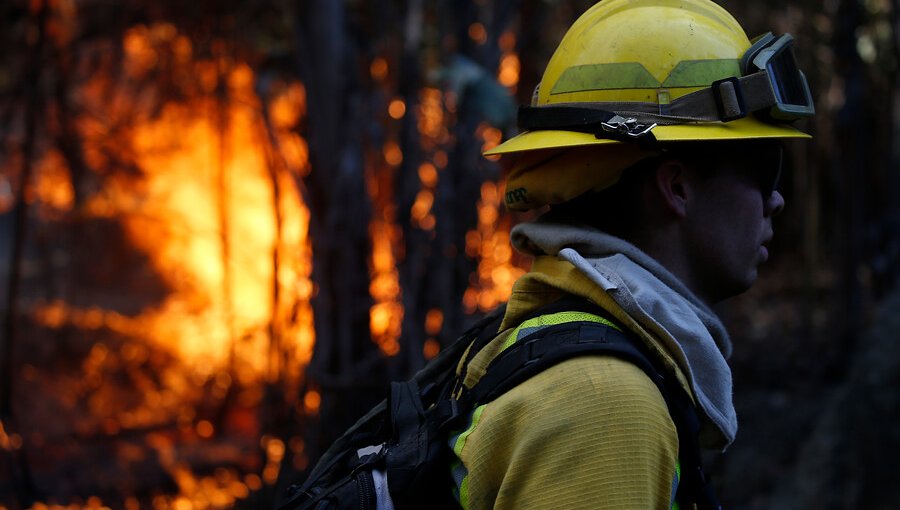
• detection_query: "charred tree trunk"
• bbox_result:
[1,3,46,506]
[215,30,237,384]
[891,0,900,289]
[516,0,548,106]
[834,0,867,350]
[392,0,519,376]
[206,23,239,439]
[291,0,385,467]
[439,1,516,339]
[256,107,289,510]
[395,0,429,376]
[265,136,285,386]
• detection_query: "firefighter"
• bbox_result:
[448,0,814,508]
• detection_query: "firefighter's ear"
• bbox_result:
[653,159,690,219]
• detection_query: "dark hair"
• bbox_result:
[548,154,662,239]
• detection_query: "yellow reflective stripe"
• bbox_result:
[552,59,741,94]
[503,310,621,350]
[451,405,486,510]
[552,62,659,93]
[661,59,741,88]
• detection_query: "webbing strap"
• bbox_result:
[467,321,661,407]
[519,70,776,131]
[666,71,774,121]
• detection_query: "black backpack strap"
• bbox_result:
[454,296,618,391]
[467,321,661,405]
[668,389,723,510]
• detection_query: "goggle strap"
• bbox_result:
[519,71,780,134]
[665,71,777,122]
[739,72,779,112]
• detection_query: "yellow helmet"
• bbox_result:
[487,0,813,157]
[485,0,815,210]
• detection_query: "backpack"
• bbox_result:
[276,297,722,510]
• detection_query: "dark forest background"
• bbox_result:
[1,0,899,509]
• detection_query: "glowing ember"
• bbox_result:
[383,141,404,166]
[468,22,488,45]
[388,98,407,120]
[417,88,447,146]
[32,151,75,213]
[423,339,441,360]
[370,57,389,82]
[498,53,521,89]
[479,124,504,154]
[425,309,444,336]
[369,219,403,356]
[418,163,438,188]
[303,390,322,415]
[498,31,520,90]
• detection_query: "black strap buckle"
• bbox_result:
[711,76,747,122]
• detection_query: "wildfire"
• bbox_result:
[5,6,529,508]
[45,63,316,380]
[16,21,315,508]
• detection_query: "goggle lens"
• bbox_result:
[768,46,811,108]
[743,33,815,121]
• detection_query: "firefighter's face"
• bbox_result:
[682,142,785,302]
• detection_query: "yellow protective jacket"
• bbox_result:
[449,256,698,510]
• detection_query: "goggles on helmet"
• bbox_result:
[516,32,815,143]
[741,33,815,122]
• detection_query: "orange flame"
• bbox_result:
[22,22,316,508]
[498,31,520,91]
[464,175,526,314]
[369,219,403,356]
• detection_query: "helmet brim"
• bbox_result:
[484,117,811,156]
